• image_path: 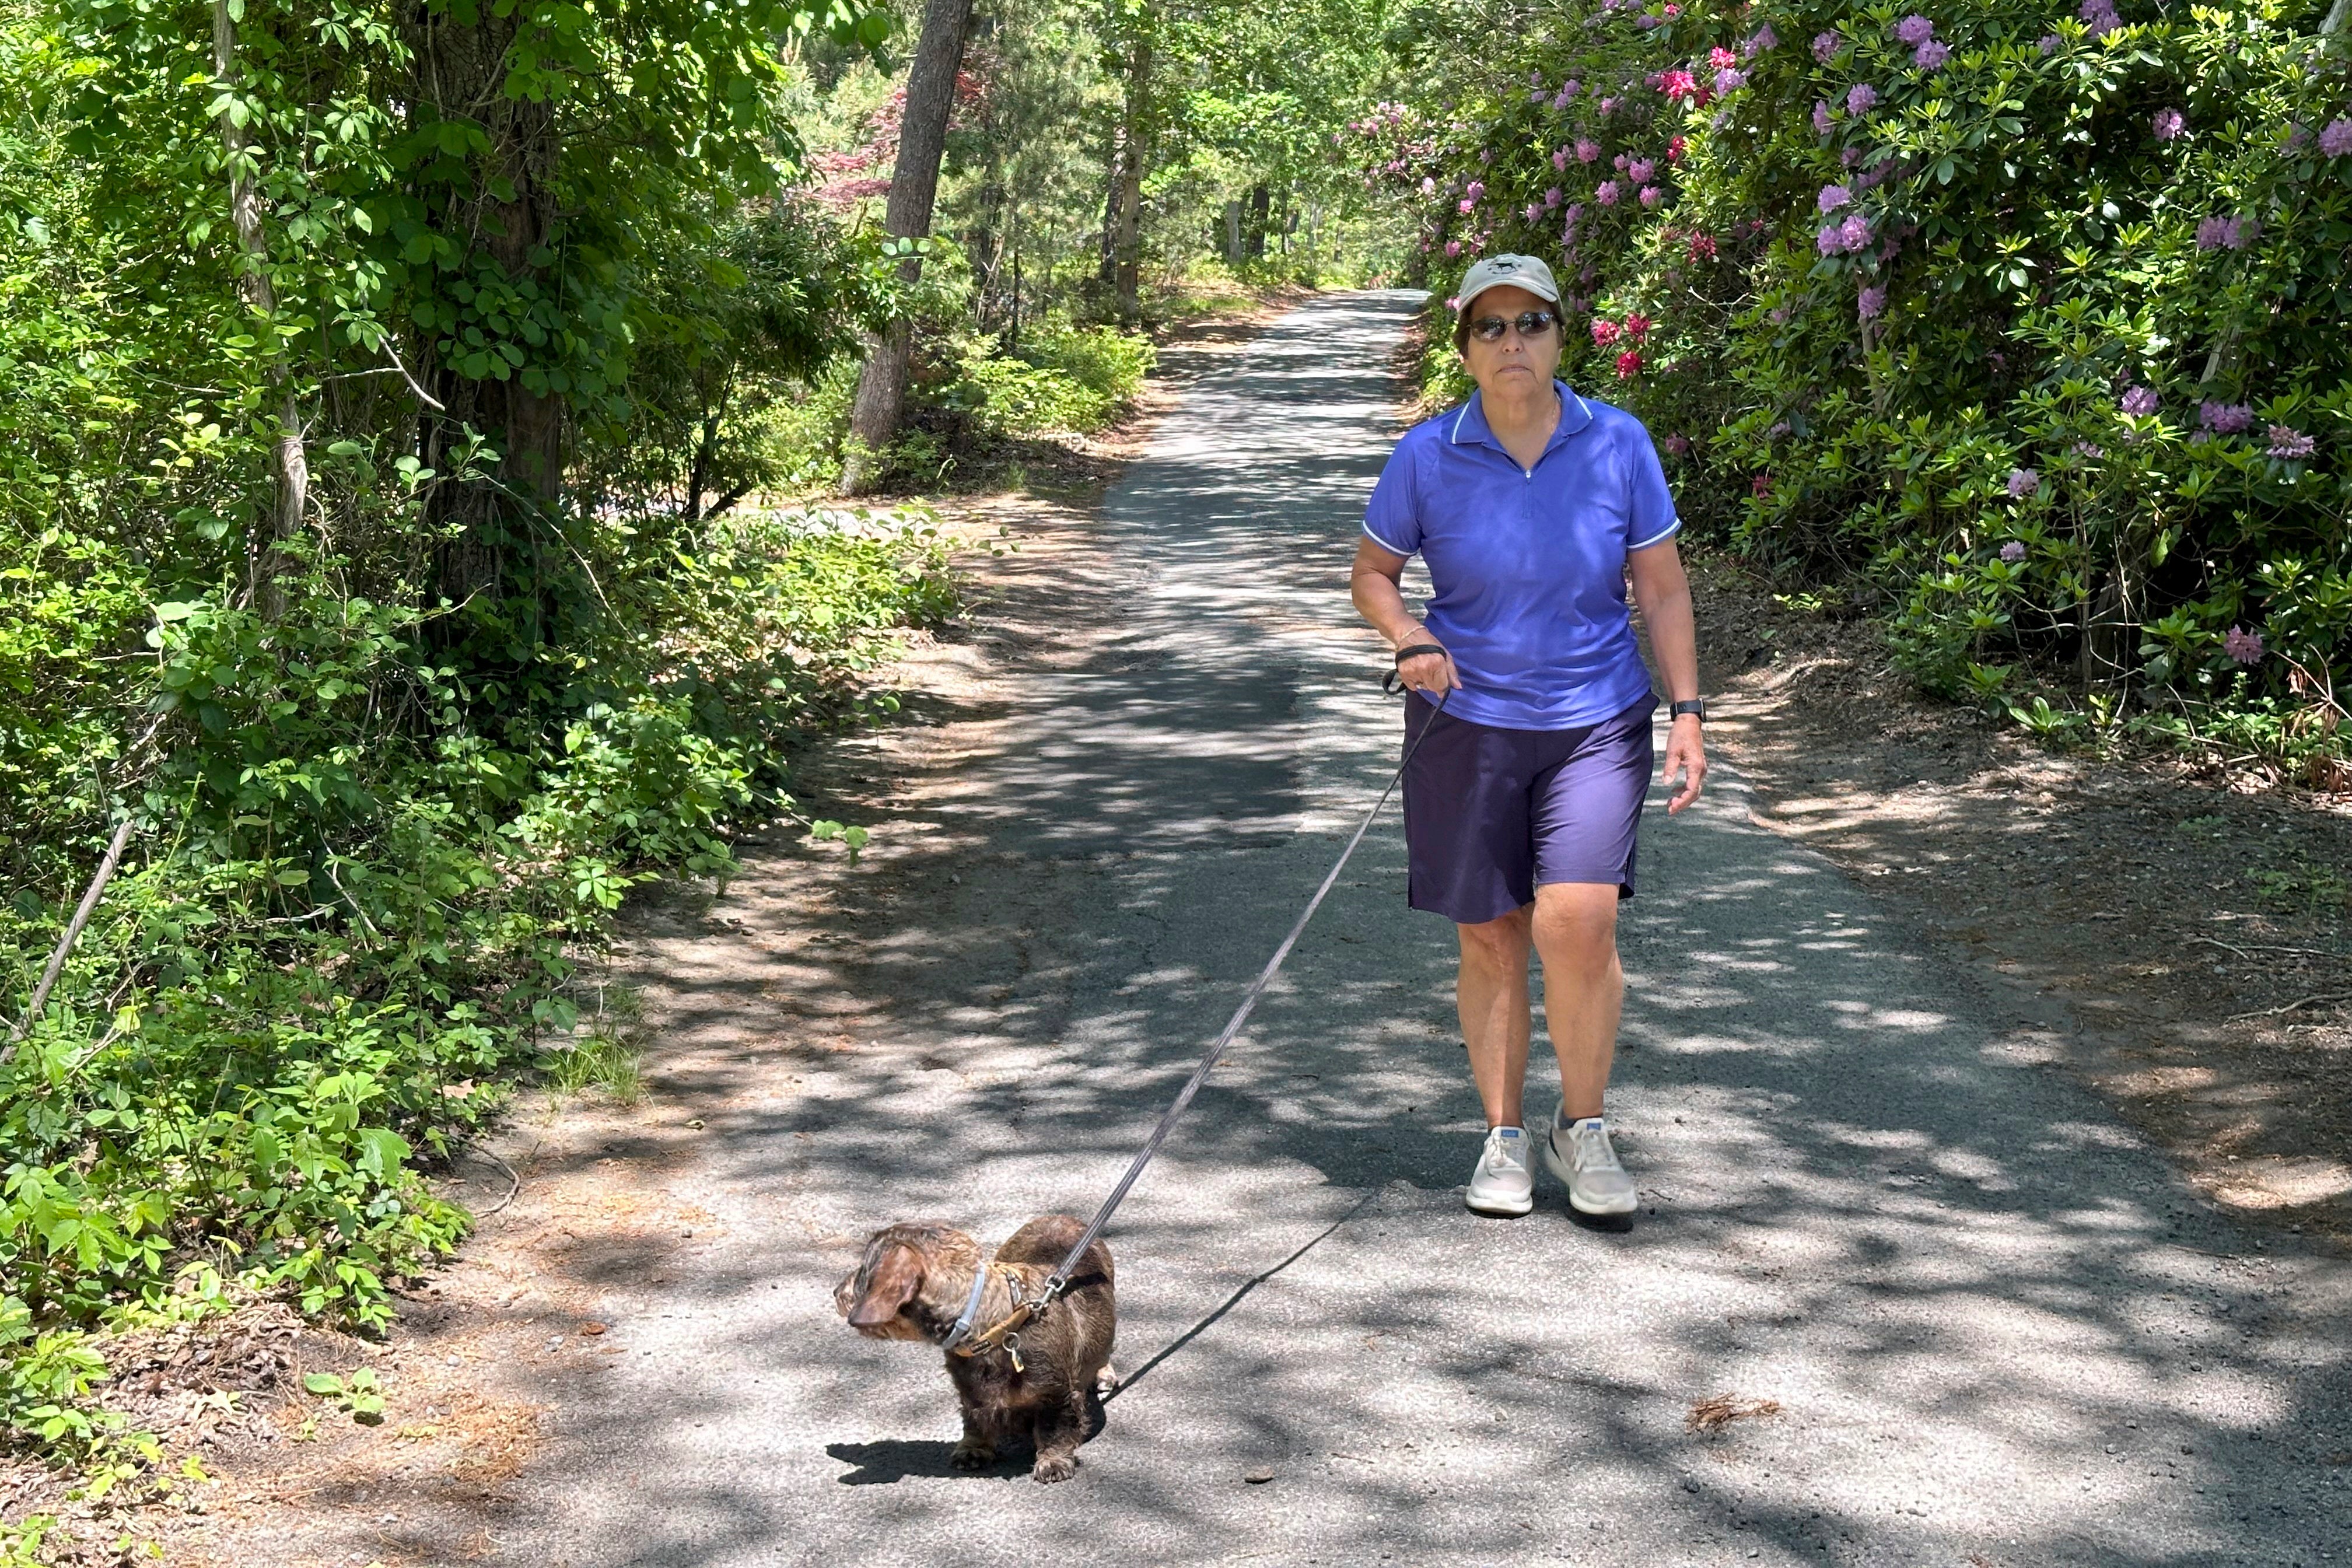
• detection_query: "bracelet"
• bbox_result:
[1394,643,1448,664]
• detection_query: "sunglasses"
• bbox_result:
[1467,310,1559,342]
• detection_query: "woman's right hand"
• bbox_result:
[1395,640,1462,696]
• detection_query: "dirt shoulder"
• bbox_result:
[1687,552,2352,1248]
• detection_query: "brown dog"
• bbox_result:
[834,1214,1116,1483]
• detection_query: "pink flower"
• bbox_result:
[1895,14,1935,44]
[1668,135,1687,160]
[1460,198,1475,214]
[1615,152,1630,170]
[1913,40,1949,68]
[1625,312,1652,340]
[1599,96,1620,114]
[1553,146,1570,171]
[1688,232,1717,260]
[1812,30,1842,63]
[2120,385,2159,416]
[1847,83,1880,114]
[1659,69,1698,100]
[1858,284,1886,319]
[1445,295,1460,310]
[1710,46,1738,68]
[1819,183,1853,212]
[2000,540,2027,563]
[1421,176,1437,194]
[2321,119,2352,158]
[2152,107,2185,141]
[1591,318,1622,345]
[1751,472,1774,496]
[2268,425,2316,459]
[1664,432,1693,455]
[2223,625,2264,665]
[1597,180,1621,205]
[1444,240,1461,257]
[1576,138,1602,163]
[1544,186,1563,208]
[1615,348,1643,377]
[1813,100,1834,135]
[1466,180,1486,200]
[1629,158,1656,183]
[2007,468,2040,498]
[1639,185,1662,206]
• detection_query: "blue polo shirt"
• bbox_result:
[1362,382,1678,731]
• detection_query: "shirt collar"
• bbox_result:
[1450,380,1596,459]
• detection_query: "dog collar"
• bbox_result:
[940,1261,992,1352]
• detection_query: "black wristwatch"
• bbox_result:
[1669,698,1707,722]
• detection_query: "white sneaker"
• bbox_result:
[1544,1106,1638,1216]
[1465,1125,1534,1216]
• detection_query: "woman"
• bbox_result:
[1350,253,1706,1219]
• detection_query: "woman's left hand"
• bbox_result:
[1661,715,1707,814]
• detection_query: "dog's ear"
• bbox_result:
[845,1242,926,1328]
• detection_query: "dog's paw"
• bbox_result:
[1094,1362,1120,1398]
[1030,1454,1077,1485]
[950,1441,996,1472]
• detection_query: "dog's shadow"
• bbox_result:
[828,1400,1110,1485]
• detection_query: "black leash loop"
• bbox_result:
[1030,680,1455,1311]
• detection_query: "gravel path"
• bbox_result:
[498,292,2352,1568]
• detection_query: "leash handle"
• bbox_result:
[1032,682,1454,1310]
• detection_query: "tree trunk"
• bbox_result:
[212,0,306,620]
[1223,199,1243,265]
[1097,127,1126,285]
[1245,183,1269,258]
[839,0,978,495]
[406,4,564,628]
[1110,37,1152,328]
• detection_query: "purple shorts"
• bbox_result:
[1400,691,1657,925]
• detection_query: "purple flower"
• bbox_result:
[1444,240,1461,257]
[2152,107,2185,141]
[1812,29,1842,62]
[1466,180,1486,200]
[1817,223,1845,255]
[2322,119,2352,159]
[1524,202,1542,221]
[1819,183,1853,212]
[2120,385,2159,416]
[2195,215,2253,251]
[1614,152,1630,170]
[1628,158,1656,183]
[1716,67,1747,94]
[1597,180,1621,206]
[1566,202,1585,223]
[1895,14,1936,44]
[1814,100,1835,135]
[1531,69,1545,88]
[1913,39,1950,68]
[2080,0,2119,37]
[1563,79,1584,97]
[2222,626,2264,665]
[1577,138,1601,163]
[2007,467,2040,498]
[2000,540,2027,563]
[1847,83,1880,115]
[2071,440,2104,459]
[1599,96,1620,115]
[1553,146,1570,170]
[1742,24,1778,57]
[2198,400,2253,434]
[2038,33,2060,52]
[1839,212,1873,250]
[1639,185,1663,207]
[1544,186,1563,208]
[1460,198,1476,215]
[1858,284,1887,320]
[2267,425,2316,460]
[1421,176,1437,195]
[1636,12,1658,27]
[1664,432,1693,456]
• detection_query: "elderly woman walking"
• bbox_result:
[1351,254,1707,1219]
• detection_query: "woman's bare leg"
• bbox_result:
[1531,882,1623,1121]
[1456,907,1535,1127]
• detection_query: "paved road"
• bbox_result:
[503,293,2352,1567]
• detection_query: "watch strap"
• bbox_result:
[1669,698,1707,721]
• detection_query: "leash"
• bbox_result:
[954,667,1454,1360]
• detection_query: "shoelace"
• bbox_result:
[1486,1130,1528,1173]
[1567,1122,1623,1173]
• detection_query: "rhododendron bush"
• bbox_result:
[1359,0,2351,770]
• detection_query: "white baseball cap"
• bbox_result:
[1456,253,1562,313]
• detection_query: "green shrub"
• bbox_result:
[1363,0,2351,775]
